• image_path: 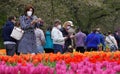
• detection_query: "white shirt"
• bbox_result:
[51,27,65,45]
[105,35,118,49]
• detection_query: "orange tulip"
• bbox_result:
[32,59,39,65]
[7,57,16,64]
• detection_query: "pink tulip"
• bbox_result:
[66,69,74,74]
[41,66,49,74]
[103,69,116,74]
[49,68,55,74]
[70,62,77,72]
[0,65,6,74]
[19,66,30,74]
[113,65,120,73]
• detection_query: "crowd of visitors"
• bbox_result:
[2,4,120,56]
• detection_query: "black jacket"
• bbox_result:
[2,21,16,42]
[60,28,72,48]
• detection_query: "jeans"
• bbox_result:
[37,45,44,53]
[53,44,63,53]
[4,44,16,56]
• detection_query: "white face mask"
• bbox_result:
[67,26,71,30]
[57,25,62,29]
[27,11,32,16]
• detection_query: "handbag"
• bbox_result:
[10,26,24,40]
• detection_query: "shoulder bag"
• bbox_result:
[10,26,24,40]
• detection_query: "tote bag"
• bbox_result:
[10,26,24,40]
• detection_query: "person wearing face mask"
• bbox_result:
[2,16,17,56]
[18,4,39,54]
[60,21,74,53]
[51,19,67,53]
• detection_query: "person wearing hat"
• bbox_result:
[51,19,67,53]
[60,21,74,53]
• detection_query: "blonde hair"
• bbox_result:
[63,21,70,28]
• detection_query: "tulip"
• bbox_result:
[113,65,120,73]
[66,69,74,74]
[70,62,77,72]
[49,68,55,74]
[0,65,6,74]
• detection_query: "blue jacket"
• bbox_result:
[85,33,100,48]
[44,31,53,49]
[2,21,16,42]
[97,33,106,49]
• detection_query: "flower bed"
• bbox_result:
[0,49,6,55]
[0,51,120,74]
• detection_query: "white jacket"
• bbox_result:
[51,27,65,45]
[105,35,118,49]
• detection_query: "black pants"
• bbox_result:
[5,44,16,56]
[76,47,85,53]
[44,48,54,53]
[87,47,98,52]
[16,41,20,55]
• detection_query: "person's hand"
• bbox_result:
[64,37,68,40]
[70,35,74,39]
[36,18,42,22]
[36,18,44,25]
[31,19,37,25]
